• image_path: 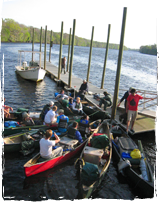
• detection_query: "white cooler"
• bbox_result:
[83,146,104,165]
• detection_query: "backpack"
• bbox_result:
[81,162,99,186]
[90,134,109,149]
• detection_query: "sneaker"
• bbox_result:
[130,129,135,133]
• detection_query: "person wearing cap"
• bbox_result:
[40,129,63,159]
[126,88,153,133]
[76,79,88,100]
[117,87,133,110]
[44,106,58,126]
[56,109,69,133]
[40,101,54,121]
[21,112,35,126]
[98,91,112,110]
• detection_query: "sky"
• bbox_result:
[0,0,158,49]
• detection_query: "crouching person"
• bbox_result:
[40,129,63,159]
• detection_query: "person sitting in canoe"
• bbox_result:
[67,121,83,143]
[68,98,74,110]
[78,114,90,137]
[3,97,13,118]
[56,109,69,133]
[40,129,63,159]
[40,101,54,121]
[98,91,112,111]
[55,89,69,102]
[21,112,35,126]
[72,97,83,115]
[44,106,57,126]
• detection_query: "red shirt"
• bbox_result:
[127,94,143,111]
[0,103,5,110]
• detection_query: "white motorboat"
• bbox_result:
[15,50,46,82]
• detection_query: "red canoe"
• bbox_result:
[24,120,101,177]
[24,139,87,177]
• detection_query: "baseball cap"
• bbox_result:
[49,101,54,106]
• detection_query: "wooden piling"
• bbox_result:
[101,24,111,89]
[44,26,47,70]
[58,22,63,80]
[67,28,72,72]
[49,30,53,62]
[111,7,127,120]
[40,27,42,52]
[87,26,94,82]
[32,28,34,61]
[68,19,76,88]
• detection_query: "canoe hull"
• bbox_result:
[24,140,87,177]
[79,120,112,198]
[4,125,48,136]
[4,140,40,153]
[111,123,154,198]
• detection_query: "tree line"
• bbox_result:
[1,18,128,50]
[139,44,157,56]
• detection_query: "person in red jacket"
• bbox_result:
[126,88,153,133]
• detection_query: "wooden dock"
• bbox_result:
[43,61,156,135]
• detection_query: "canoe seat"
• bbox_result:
[59,136,78,147]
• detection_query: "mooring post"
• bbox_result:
[58,22,63,80]
[67,28,72,72]
[111,7,127,120]
[44,25,47,70]
[49,30,53,62]
[32,28,34,62]
[40,27,42,52]
[87,26,94,82]
[68,19,76,88]
[101,24,111,89]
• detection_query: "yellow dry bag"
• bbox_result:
[130,149,141,159]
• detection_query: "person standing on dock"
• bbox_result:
[126,88,153,133]
[76,79,88,100]
[98,91,112,111]
[40,129,63,159]
[61,57,66,74]
[117,87,133,109]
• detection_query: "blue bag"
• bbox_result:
[4,121,19,128]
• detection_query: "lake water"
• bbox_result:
[1,43,157,200]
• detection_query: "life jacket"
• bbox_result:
[79,120,89,134]
[67,126,77,139]
[58,115,68,128]
[4,121,20,128]
[75,102,82,109]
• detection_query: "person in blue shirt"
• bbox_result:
[56,109,69,133]
[67,121,83,143]
[78,115,90,137]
